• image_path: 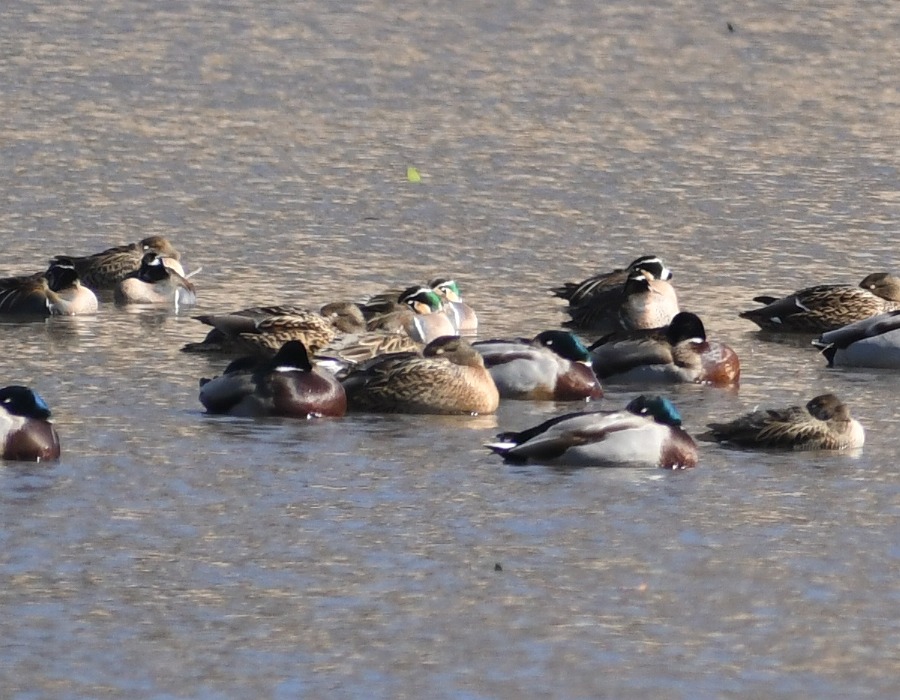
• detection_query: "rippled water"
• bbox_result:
[2,1,899,697]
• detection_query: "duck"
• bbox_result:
[340,336,499,414]
[588,311,740,387]
[616,272,681,331]
[485,395,697,469]
[811,310,900,368]
[702,393,864,450]
[0,259,98,316]
[50,235,183,290]
[183,301,366,357]
[0,385,61,461]
[472,330,603,401]
[739,273,900,333]
[428,278,478,334]
[114,252,197,308]
[198,340,346,418]
[364,286,458,343]
[362,278,477,334]
[551,255,676,332]
[316,330,424,367]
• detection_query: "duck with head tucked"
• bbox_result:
[199,340,346,418]
[115,252,197,309]
[551,255,678,333]
[183,301,366,357]
[739,273,900,333]
[340,336,499,415]
[486,395,697,469]
[0,385,61,461]
[702,393,864,450]
[812,310,900,368]
[473,330,603,401]
[50,235,183,290]
[0,259,98,316]
[589,311,740,387]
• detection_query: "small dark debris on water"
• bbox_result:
[494,563,503,572]
[727,22,735,32]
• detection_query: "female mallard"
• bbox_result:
[114,252,196,308]
[551,255,676,332]
[0,259,98,316]
[486,395,697,469]
[183,301,365,356]
[317,330,423,367]
[812,311,900,368]
[50,235,183,290]
[473,330,603,401]
[0,385,61,461]
[364,286,458,343]
[199,340,346,418]
[703,393,864,450]
[340,336,499,414]
[589,312,740,387]
[739,273,900,333]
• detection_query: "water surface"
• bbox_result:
[1,1,899,697]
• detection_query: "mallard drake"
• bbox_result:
[50,235,183,290]
[589,312,740,387]
[364,286,458,343]
[199,340,346,418]
[0,259,98,316]
[114,253,196,308]
[428,278,478,334]
[183,301,366,356]
[340,336,499,414]
[739,273,900,333]
[702,393,864,450]
[472,330,603,401]
[486,395,697,469]
[552,255,676,332]
[812,310,900,368]
[0,385,61,461]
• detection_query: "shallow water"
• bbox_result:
[2,1,900,697]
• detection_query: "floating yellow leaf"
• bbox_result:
[407,166,422,183]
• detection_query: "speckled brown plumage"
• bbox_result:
[50,235,182,290]
[183,302,366,356]
[704,394,865,450]
[739,273,900,333]
[341,336,499,414]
